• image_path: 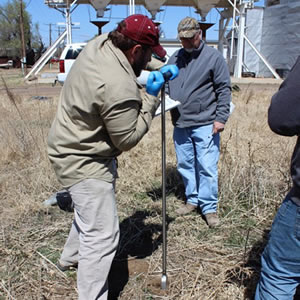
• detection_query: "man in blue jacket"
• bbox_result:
[255,57,300,299]
[167,17,231,227]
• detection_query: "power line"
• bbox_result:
[26,0,32,7]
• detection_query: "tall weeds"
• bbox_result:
[0,80,295,299]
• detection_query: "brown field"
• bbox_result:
[0,69,297,299]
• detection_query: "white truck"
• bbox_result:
[54,42,161,86]
[56,43,86,85]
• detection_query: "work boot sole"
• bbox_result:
[204,213,220,228]
[176,204,197,215]
[56,262,78,272]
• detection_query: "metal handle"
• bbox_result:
[161,84,168,290]
[163,71,172,81]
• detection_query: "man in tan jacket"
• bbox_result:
[47,14,178,300]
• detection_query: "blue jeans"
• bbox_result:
[255,194,300,300]
[173,124,220,215]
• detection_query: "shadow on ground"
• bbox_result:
[108,210,174,299]
[224,229,268,299]
[108,166,186,299]
[225,229,300,299]
[146,165,185,202]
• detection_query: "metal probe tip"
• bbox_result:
[161,274,168,290]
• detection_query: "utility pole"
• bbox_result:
[45,23,56,46]
[66,0,72,44]
[49,23,52,46]
[19,0,27,75]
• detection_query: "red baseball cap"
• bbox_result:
[117,14,166,59]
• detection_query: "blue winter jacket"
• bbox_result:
[167,41,231,128]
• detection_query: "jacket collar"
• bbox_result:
[177,40,205,59]
[105,36,143,87]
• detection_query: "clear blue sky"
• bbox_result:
[1,0,264,46]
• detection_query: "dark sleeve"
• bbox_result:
[213,53,232,124]
[268,56,300,136]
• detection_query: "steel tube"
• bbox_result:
[161,84,168,290]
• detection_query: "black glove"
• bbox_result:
[56,190,74,212]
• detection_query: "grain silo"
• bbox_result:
[244,0,300,78]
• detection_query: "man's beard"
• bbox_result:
[132,52,148,77]
[184,48,195,53]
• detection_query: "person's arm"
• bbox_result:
[146,56,165,71]
[268,57,300,136]
[102,92,159,151]
[213,54,232,125]
[212,54,232,133]
[101,72,165,152]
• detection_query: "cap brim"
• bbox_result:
[178,30,198,39]
[152,44,166,59]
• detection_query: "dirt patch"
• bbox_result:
[109,258,170,299]
[146,275,169,297]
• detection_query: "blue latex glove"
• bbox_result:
[160,64,179,80]
[146,71,165,97]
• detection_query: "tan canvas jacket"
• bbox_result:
[47,34,161,188]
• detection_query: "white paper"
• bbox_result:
[230,102,235,115]
[155,95,181,117]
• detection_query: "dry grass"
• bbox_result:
[0,74,296,300]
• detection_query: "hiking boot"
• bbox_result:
[205,213,220,228]
[56,261,78,272]
[176,203,197,215]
